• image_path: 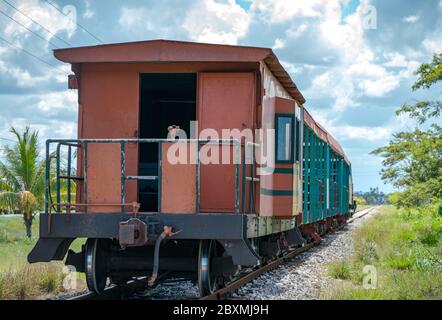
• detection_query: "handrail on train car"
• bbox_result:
[242,142,261,214]
[46,138,256,217]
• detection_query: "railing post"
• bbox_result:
[158,141,162,213]
[83,142,88,213]
[121,141,125,213]
[196,142,201,214]
[235,140,240,213]
[45,140,50,214]
[241,142,246,213]
[67,145,72,209]
[249,142,255,214]
[56,143,61,213]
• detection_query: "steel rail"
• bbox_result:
[200,241,319,300]
[66,277,149,301]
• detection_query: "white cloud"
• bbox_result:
[0,58,66,88]
[286,24,307,38]
[53,121,76,138]
[119,3,191,37]
[0,46,69,88]
[358,75,400,97]
[307,70,359,111]
[4,0,77,44]
[272,38,285,50]
[3,118,48,139]
[119,0,250,44]
[402,15,419,23]
[301,0,409,108]
[36,91,77,115]
[280,61,303,75]
[422,38,442,54]
[118,7,144,28]
[308,108,412,143]
[83,0,95,19]
[251,0,323,22]
[333,125,392,141]
[272,24,307,50]
[183,0,250,44]
[383,52,408,67]
[0,59,32,88]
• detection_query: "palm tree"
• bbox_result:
[0,127,45,238]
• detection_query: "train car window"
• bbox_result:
[275,114,294,163]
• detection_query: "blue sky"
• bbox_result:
[0,0,441,193]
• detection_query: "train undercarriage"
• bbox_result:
[28,212,350,297]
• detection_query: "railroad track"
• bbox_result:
[201,241,319,300]
[202,206,376,300]
[66,206,376,301]
[348,206,376,223]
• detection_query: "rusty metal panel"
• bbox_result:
[77,69,139,212]
[161,142,197,214]
[197,72,256,213]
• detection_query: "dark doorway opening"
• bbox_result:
[139,73,197,212]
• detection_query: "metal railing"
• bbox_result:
[242,142,260,214]
[46,138,260,215]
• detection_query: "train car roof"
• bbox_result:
[304,107,351,165]
[54,39,305,104]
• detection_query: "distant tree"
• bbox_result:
[387,192,402,206]
[355,188,388,205]
[373,53,442,208]
[372,126,441,188]
[396,53,442,124]
[0,127,45,238]
[354,195,367,206]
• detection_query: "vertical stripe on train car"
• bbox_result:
[292,163,300,216]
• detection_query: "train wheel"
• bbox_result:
[198,240,219,297]
[85,238,108,294]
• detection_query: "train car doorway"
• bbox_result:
[139,73,197,212]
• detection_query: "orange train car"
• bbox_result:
[28,40,355,296]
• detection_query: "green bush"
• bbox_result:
[385,251,415,270]
[355,241,378,265]
[37,264,63,294]
[328,260,352,280]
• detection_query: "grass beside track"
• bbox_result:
[324,205,442,300]
[0,215,85,299]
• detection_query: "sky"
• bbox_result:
[0,0,441,193]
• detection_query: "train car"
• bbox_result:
[28,40,355,296]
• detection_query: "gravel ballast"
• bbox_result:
[235,207,377,300]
